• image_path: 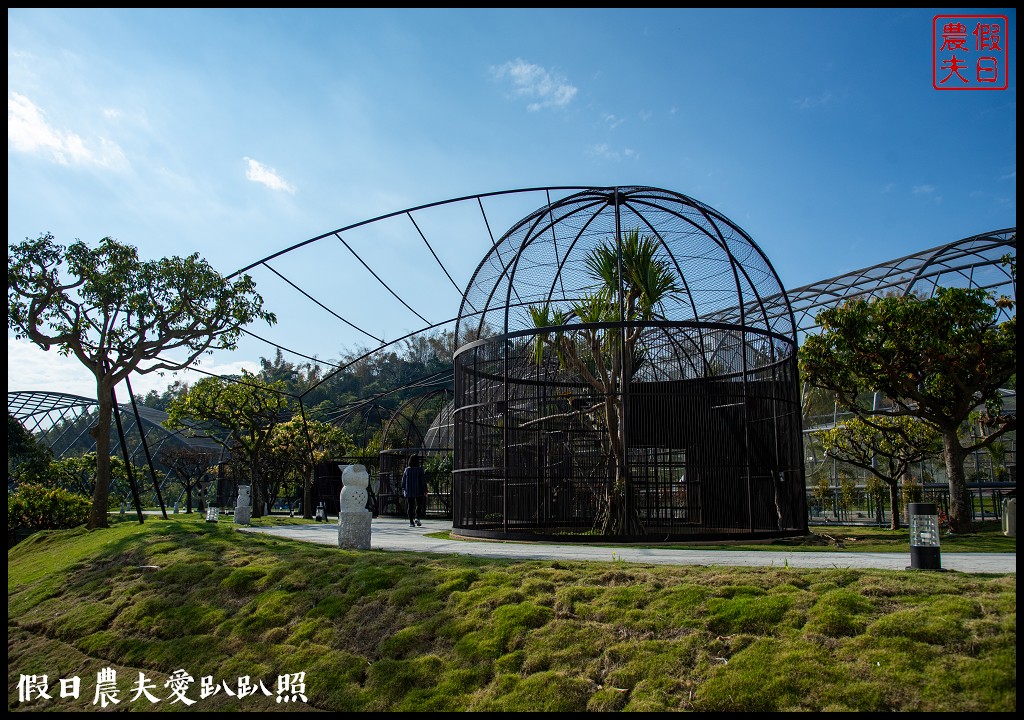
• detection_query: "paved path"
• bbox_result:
[237,516,1016,574]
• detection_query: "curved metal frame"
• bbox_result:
[786,228,1016,340]
[7,390,226,507]
[8,178,1014,537]
[452,186,807,542]
[7,390,224,461]
[376,387,454,518]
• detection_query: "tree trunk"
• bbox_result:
[304,467,314,520]
[88,385,113,529]
[597,360,646,537]
[250,459,264,518]
[600,397,634,537]
[943,429,973,533]
[888,478,901,531]
[557,327,644,537]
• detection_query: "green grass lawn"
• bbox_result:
[8,515,1016,712]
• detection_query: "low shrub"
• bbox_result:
[8,482,91,540]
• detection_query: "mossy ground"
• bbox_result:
[8,515,1016,712]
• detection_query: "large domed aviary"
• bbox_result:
[452,186,807,542]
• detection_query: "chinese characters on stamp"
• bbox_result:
[934,15,1009,90]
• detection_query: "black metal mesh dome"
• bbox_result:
[451,186,807,542]
[456,186,794,346]
[423,399,455,451]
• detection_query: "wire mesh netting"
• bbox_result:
[452,186,807,541]
[9,181,1014,538]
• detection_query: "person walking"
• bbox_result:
[401,455,428,527]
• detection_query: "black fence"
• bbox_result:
[313,454,452,519]
[807,481,1016,525]
[453,327,808,542]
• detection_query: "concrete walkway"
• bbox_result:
[237,516,1016,575]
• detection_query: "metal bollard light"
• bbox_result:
[907,502,943,570]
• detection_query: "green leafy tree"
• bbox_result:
[815,416,942,530]
[800,284,1016,533]
[46,452,144,508]
[424,452,453,489]
[837,472,858,519]
[864,474,887,523]
[900,474,924,522]
[8,413,53,482]
[164,371,290,518]
[810,470,833,518]
[530,229,682,536]
[137,380,190,412]
[801,383,839,428]
[7,233,276,528]
[156,446,218,513]
[424,452,454,514]
[267,416,351,518]
[353,433,383,463]
[986,441,1009,482]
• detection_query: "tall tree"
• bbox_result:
[164,371,291,518]
[8,234,276,528]
[530,229,682,535]
[137,380,191,412]
[8,413,53,483]
[800,285,1016,533]
[45,452,143,507]
[156,446,219,513]
[267,416,351,518]
[814,416,942,530]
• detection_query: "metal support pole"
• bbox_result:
[125,375,168,519]
[110,379,145,525]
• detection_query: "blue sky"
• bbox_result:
[7,8,1017,399]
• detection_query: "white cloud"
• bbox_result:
[244,156,296,193]
[911,184,942,205]
[490,59,578,111]
[7,91,129,169]
[8,337,98,399]
[587,144,639,162]
[796,92,836,110]
[602,113,625,130]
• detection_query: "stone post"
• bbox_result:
[234,485,252,525]
[338,464,371,550]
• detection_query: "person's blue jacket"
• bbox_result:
[401,465,428,498]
